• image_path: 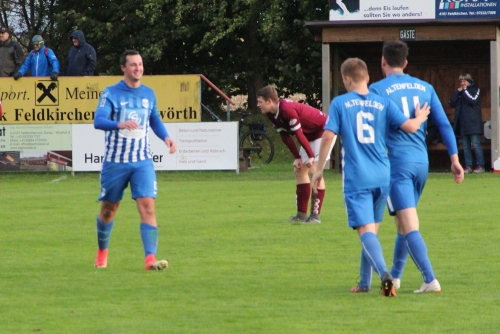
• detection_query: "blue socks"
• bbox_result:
[361,232,388,278]
[390,233,408,279]
[358,249,373,288]
[96,217,114,251]
[140,223,158,257]
[96,219,158,257]
[359,230,435,284]
[406,230,435,283]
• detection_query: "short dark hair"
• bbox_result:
[340,58,368,83]
[257,86,279,103]
[120,50,140,67]
[382,40,409,68]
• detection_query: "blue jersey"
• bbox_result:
[326,91,408,192]
[95,81,166,163]
[370,73,457,165]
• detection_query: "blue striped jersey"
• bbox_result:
[96,80,160,163]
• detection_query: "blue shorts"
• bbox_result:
[387,162,428,216]
[98,159,157,203]
[344,187,389,229]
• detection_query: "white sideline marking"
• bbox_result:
[49,175,67,183]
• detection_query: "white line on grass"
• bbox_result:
[49,175,67,183]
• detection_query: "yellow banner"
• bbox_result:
[0,75,201,124]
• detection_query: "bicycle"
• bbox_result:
[201,103,274,164]
[237,111,274,165]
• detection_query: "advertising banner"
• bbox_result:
[436,0,500,19]
[329,0,499,21]
[0,124,72,171]
[72,122,238,172]
[0,75,201,125]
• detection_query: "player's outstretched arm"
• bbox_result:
[450,153,464,184]
[400,102,430,133]
[312,130,336,194]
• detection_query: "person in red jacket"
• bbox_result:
[257,86,334,224]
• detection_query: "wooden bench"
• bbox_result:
[426,107,491,169]
[427,107,490,152]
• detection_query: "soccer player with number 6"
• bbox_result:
[312,57,430,296]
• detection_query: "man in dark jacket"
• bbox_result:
[449,73,485,173]
[0,25,24,77]
[65,30,96,76]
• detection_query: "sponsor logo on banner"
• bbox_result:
[328,0,499,21]
[35,81,59,106]
[436,0,499,19]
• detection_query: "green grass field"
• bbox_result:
[1,163,499,333]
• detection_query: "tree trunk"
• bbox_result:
[247,75,263,111]
[245,6,264,112]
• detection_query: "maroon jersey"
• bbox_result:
[266,99,327,158]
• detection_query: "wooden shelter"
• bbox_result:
[306,18,500,170]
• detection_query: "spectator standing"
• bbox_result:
[0,25,24,77]
[14,35,59,80]
[65,30,96,76]
[449,73,485,173]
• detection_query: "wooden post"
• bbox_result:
[490,28,500,171]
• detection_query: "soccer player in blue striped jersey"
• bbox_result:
[369,40,464,293]
[93,50,177,270]
[312,57,430,297]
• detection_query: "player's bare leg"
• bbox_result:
[397,208,419,234]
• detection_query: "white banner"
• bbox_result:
[72,122,238,171]
[329,0,436,21]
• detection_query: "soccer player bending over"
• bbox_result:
[312,58,430,296]
[368,40,464,293]
[93,50,177,270]
[257,86,332,224]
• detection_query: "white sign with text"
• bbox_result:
[72,122,238,171]
[329,0,435,21]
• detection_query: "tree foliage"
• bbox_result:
[1,0,328,111]
[0,0,59,49]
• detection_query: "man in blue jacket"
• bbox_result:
[65,30,96,76]
[14,35,59,80]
